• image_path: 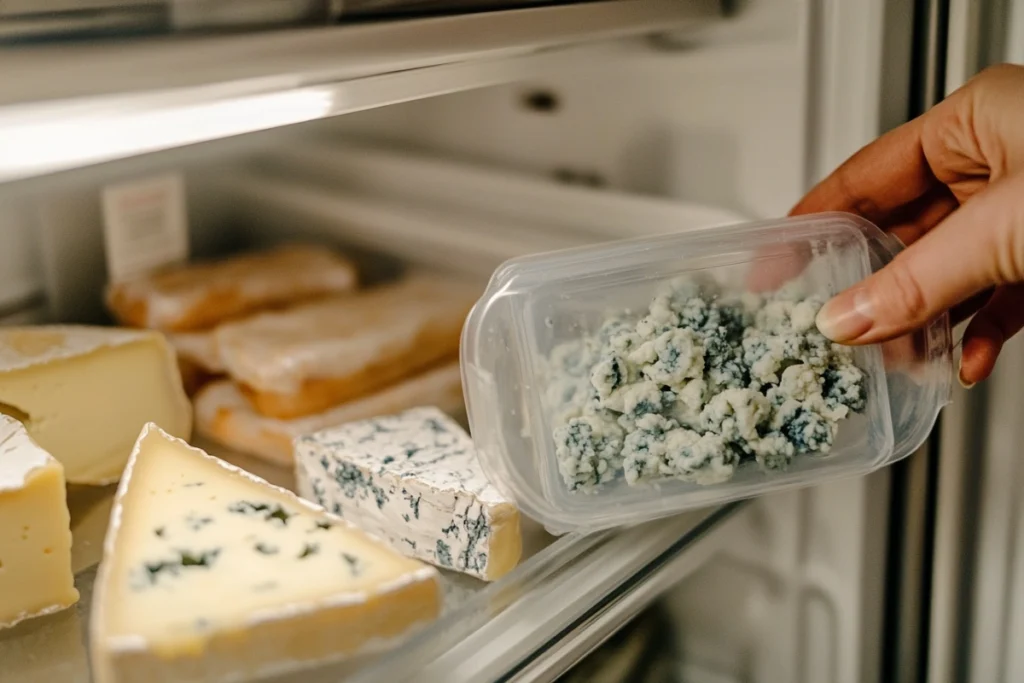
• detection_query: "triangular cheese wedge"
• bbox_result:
[0,415,78,629]
[90,424,441,683]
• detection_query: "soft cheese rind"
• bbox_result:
[194,362,465,466]
[215,276,476,419]
[295,407,522,581]
[0,326,192,484]
[90,424,441,683]
[0,416,50,490]
[106,245,358,332]
[0,415,79,629]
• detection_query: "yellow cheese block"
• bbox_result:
[0,415,79,629]
[0,327,192,484]
[90,424,442,683]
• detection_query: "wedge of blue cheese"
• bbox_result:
[294,407,522,582]
[549,278,867,491]
[90,424,441,683]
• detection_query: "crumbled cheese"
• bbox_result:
[554,413,625,493]
[547,279,868,492]
[638,329,704,387]
[699,388,771,452]
[778,363,823,402]
[621,414,737,486]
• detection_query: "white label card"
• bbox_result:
[102,173,189,283]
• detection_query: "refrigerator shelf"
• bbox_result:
[0,0,719,185]
[207,138,749,279]
[0,437,740,683]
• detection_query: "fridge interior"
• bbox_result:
[0,0,915,681]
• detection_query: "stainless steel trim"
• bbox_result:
[344,505,742,683]
[882,2,949,682]
[505,506,743,683]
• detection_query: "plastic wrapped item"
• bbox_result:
[106,244,358,333]
[194,361,465,466]
[462,212,952,532]
[168,330,224,396]
[168,331,224,373]
[215,274,478,419]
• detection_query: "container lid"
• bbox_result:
[462,212,952,532]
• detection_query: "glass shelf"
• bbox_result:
[0,0,719,185]
[0,438,740,683]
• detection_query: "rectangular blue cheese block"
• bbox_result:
[294,407,522,581]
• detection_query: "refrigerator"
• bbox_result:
[0,1,1018,681]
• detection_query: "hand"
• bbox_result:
[791,64,1024,386]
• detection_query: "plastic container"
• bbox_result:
[461,212,952,532]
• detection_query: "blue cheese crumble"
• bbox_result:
[548,279,867,491]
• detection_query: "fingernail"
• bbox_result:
[816,289,874,341]
[958,358,975,389]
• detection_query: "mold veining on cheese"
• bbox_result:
[294,408,522,581]
[548,278,867,492]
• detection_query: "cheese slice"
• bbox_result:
[194,362,465,467]
[0,415,79,629]
[105,244,359,332]
[0,326,192,484]
[168,331,224,375]
[168,331,225,397]
[295,407,522,581]
[214,275,477,419]
[90,424,441,683]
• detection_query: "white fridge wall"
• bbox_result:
[0,198,43,315]
[328,39,807,218]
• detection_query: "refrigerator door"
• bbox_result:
[925,2,1024,682]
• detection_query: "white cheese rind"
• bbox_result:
[0,415,79,629]
[0,325,153,371]
[0,415,50,491]
[194,362,465,467]
[90,424,442,683]
[295,407,522,581]
[0,326,192,484]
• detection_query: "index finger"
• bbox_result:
[791,115,937,221]
[750,110,944,293]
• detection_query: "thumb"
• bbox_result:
[816,172,1024,344]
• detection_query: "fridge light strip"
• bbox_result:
[0,87,336,182]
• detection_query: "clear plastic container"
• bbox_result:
[461,212,952,532]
